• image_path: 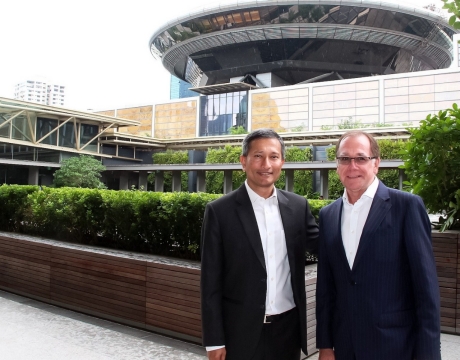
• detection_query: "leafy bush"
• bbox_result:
[53,155,106,189]
[0,185,39,231]
[442,0,460,29]
[148,150,188,191]
[0,185,331,261]
[26,187,104,242]
[205,145,244,194]
[275,146,314,196]
[402,105,460,230]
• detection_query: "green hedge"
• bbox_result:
[148,149,189,191]
[0,185,39,232]
[0,185,330,261]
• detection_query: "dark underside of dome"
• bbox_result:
[186,38,430,86]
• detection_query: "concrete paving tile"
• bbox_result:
[1,290,459,360]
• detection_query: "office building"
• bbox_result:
[14,80,65,106]
[170,75,199,99]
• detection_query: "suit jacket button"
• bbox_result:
[350,280,357,285]
[261,279,266,282]
[260,305,265,309]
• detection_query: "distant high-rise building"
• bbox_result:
[14,80,65,106]
[169,75,198,100]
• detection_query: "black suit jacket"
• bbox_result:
[200,185,319,359]
[316,182,441,360]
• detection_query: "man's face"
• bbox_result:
[336,134,380,201]
[240,137,284,197]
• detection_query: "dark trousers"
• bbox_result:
[251,308,301,360]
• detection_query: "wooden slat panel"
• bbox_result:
[146,282,200,297]
[51,292,145,323]
[52,267,145,295]
[52,247,146,269]
[146,311,201,329]
[51,255,146,281]
[51,285,145,322]
[146,302,201,321]
[52,261,145,286]
[147,262,200,275]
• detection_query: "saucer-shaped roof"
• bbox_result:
[150,0,457,87]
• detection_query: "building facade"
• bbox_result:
[150,1,455,88]
[170,75,199,99]
[2,2,460,191]
[14,80,65,106]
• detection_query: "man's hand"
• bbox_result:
[319,348,335,360]
[207,347,226,360]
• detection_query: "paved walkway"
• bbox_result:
[1,289,459,359]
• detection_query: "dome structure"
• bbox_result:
[150,1,456,90]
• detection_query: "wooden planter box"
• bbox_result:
[0,231,318,349]
[3,228,455,348]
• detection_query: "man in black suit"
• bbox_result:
[201,129,319,360]
[316,130,441,360]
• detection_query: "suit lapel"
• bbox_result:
[352,182,391,271]
[327,198,351,272]
[277,191,296,276]
[235,186,266,271]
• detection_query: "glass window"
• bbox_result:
[199,91,248,136]
[12,114,33,142]
[0,114,11,138]
[58,122,76,148]
[80,123,99,152]
[118,146,134,158]
[37,117,58,145]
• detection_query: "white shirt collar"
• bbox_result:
[343,176,379,205]
[245,180,277,203]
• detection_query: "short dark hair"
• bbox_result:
[335,130,380,158]
[242,128,285,159]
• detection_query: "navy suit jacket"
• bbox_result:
[316,182,441,360]
[201,185,319,360]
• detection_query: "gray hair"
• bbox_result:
[241,129,285,159]
[335,130,380,158]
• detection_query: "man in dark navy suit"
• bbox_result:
[316,130,441,360]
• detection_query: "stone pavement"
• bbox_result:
[1,289,459,360]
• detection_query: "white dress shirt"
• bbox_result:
[341,177,379,269]
[206,182,295,352]
[245,181,295,315]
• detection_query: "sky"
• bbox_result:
[0,0,448,112]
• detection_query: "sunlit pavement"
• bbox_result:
[0,289,458,360]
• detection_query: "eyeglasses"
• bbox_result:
[336,156,377,165]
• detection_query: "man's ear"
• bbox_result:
[240,155,246,171]
[373,157,381,174]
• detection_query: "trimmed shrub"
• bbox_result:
[0,185,39,231]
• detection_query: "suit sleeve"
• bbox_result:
[316,208,336,349]
[404,195,441,360]
[305,199,320,255]
[200,203,226,347]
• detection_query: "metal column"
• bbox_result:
[154,171,164,192]
[196,170,206,192]
[223,170,233,194]
[285,169,294,192]
[172,171,181,192]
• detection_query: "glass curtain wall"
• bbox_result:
[199,91,248,136]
